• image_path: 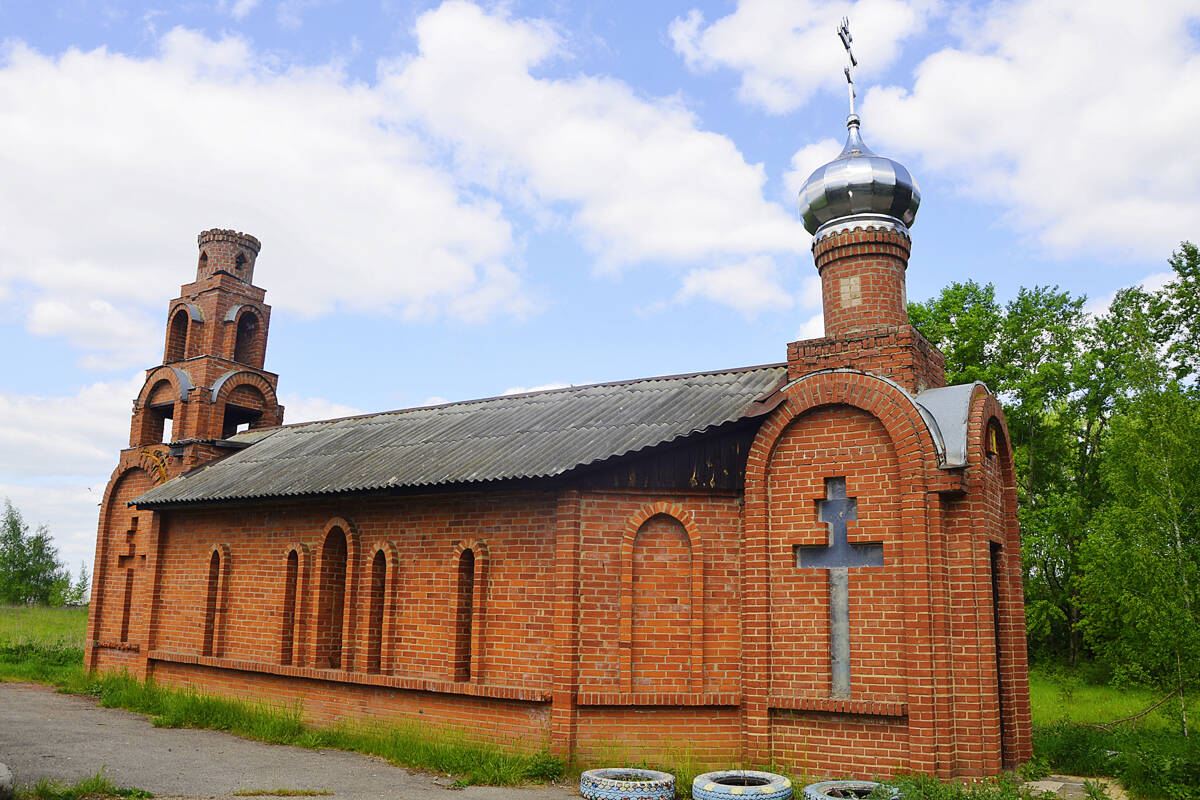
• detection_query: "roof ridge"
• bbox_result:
[237,361,787,435]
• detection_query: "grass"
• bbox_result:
[1030,662,1200,732]
[231,790,333,796]
[0,605,88,648]
[16,771,152,800]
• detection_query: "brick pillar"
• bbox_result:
[814,227,911,338]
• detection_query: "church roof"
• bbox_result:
[134,363,788,508]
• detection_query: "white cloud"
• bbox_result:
[670,0,936,114]
[27,298,160,370]
[677,256,793,315]
[278,393,363,424]
[386,1,807,273]
[501,382,570,396]
[0,26,524,367]
[229,0,261,20]
[798,311,825,339]
[783,137,843,203]
[864,0,1200,260]
[0,375,142,480]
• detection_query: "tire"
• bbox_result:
[579,768,676,800]
[692,770,793,800]
[801,780,899,800]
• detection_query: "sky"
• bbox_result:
[1,0,1198,580]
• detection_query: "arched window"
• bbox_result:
[281,549,299,666]
[233,311,260,365]
[165,308,189,363]
[454,548,475,682]
[202,549,221,656]
[198,250,208,274]
[366,550,387,674]
[317,527,348,669]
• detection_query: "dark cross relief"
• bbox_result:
[795,478,884,699]
[116,516,146,643]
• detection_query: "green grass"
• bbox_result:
[16,771,152,800]
[0,605,88,648]
[1030,663,1199,732]
[0,604,89,685]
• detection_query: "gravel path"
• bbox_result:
[0,683,577,800]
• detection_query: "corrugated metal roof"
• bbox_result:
[134,363,786,507]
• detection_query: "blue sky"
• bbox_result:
[1,0,1197,576]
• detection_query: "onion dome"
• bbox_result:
[797,114,920,240]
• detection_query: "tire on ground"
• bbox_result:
[692,770,793,800]
[802,780,899,799]
[579,767,675,800]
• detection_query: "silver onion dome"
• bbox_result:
[797,114,920,239]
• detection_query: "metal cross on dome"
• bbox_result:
[838,17,858,117]
[795,477,884,699]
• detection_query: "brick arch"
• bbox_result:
[279,543,311,667]
[309,517,360,671]
[135,447,169,485]
[231,305,264,366]
[136,366,193,407]
[450,539,489,683]
[201,543,232,658]
[740,368,944,768]
[210,369,277,408]
[364,541,400,674]
[85,465,155,668]
[618,502,704,693]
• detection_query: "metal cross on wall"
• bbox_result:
[795,477,884,698]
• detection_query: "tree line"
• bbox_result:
[1,500,89,606]
[910,241,1200,689]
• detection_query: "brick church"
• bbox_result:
[86,106,1032,779]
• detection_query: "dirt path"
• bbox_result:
[0,683,577,800]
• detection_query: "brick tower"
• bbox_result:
[738,20,1032,777]
[86,229,284,673]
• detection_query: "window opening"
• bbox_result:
[233,312,259,365]
[317,528,348,670]
[366,550,386,674]
[454,549,475,682]
[202,550,220,656]
[165,308,189,363]
[281,550,298,666]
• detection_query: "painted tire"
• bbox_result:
[693,770,792,800]
[801,780,899,800]
[580,768,676,800]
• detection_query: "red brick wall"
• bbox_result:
[766,406,907,702]
[151,490,559,686]
[771,709,909,778]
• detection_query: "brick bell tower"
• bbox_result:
[87,229,284,675]
[128,228,284,476]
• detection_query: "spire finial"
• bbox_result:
[837,17,858,123]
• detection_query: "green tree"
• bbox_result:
[0,500,71,605]
[1080,383,1200,730]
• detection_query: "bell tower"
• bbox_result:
[129,228,284,475]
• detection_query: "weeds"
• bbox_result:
[231,789,332,796]
[16,771,151,800]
